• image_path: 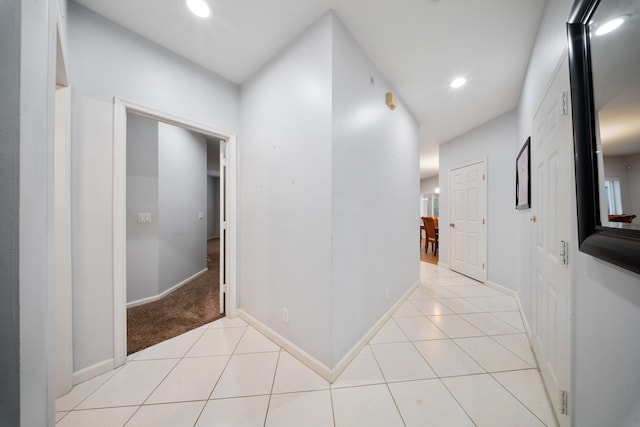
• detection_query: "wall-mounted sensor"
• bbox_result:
[386,92,397,110]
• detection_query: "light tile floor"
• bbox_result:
[56,263,558,426]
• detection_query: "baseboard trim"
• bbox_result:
[126,268,208,308]
[330,280,420,382]
[73,358,114,385]
[486,280,533,338]
[237,280,420,383]
[485,280,517,297]
[237,309,333,381]
[437,261,450,269]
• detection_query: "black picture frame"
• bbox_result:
[516,137,531,210]
[567,0,640,275]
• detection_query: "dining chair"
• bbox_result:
[423,216,438,255]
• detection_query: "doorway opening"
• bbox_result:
[420,192,440,265]
[124,114,226,354]
[112,98,236,367]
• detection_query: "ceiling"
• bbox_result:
[72,0,546,178]
[590,0,640,158]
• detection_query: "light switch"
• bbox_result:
[138,212,151,223]
[198,212,204,220]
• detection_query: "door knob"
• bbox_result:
[530,215,537,223]
[449,223,455,227]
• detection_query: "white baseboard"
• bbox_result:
[437,261,450,269]
[237,280,421,383]
[73,358,114,385]
[237,309,333,381]
[126,268,208,308]
[485,280,517,297]
[486,280,533,338]
[330,280,420,382]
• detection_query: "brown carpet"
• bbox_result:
[127,238,224,354]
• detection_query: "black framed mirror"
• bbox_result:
[568,0,640,274]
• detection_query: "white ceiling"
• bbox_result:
[73,0,546,178]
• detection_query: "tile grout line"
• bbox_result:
[192,323,250,426]
[489,370,556,426]
[367,343,407,426]
[262,348,283,427]
[129,320,235,426]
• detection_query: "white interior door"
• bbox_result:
[531,57,572,427]
[219,141,228,314]
[449,161,487,282]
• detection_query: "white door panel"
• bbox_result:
[531,57,572,427]
[449,161,486,282]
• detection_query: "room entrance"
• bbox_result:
[112,98,237,367]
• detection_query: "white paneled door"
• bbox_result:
[531,57,572,427]
[449,161,487,282]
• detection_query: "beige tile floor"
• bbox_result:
[56,262,558,426]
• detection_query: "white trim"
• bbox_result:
[54,85,73,398]
[237,309,333,381]
[485,280,517,297]
[486,280,536,365]
[112,97,238,368]
[113,100,127,368]
[227,135,238,318]
[514,291,533,339]
[436,261,450,269]
[73,358,114,385]
[237,280,420,383]
[126,268,208,308]
[330,280,420,381]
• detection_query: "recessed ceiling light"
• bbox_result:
[450,77,467,89]
[595,17,625,36]
[186,0,211,18]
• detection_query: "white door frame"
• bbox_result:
[112,97,238,367]
[54,10,73,397]
[448,158,487,282]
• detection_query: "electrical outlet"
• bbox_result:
[282,308,289,324]
[137,212,151,223]
[385,288,389,300]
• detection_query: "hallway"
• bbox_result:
[55,263,556,426]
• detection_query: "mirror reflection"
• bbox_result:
[590,0,640,228]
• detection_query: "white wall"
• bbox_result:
[126,114,159,303]
[19,0,60,424]
[68,2,239,375]
[420,176,439,195]
[158,123,207,294]
[239,12,419,368]
[239,13,334,366]
[439,111,518,289]
[516,0,574,323]
[629,154,640,220]
[126,119,207,303]
[602,156,632,214]
[330,15,420,365]
[517,0,640,424]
